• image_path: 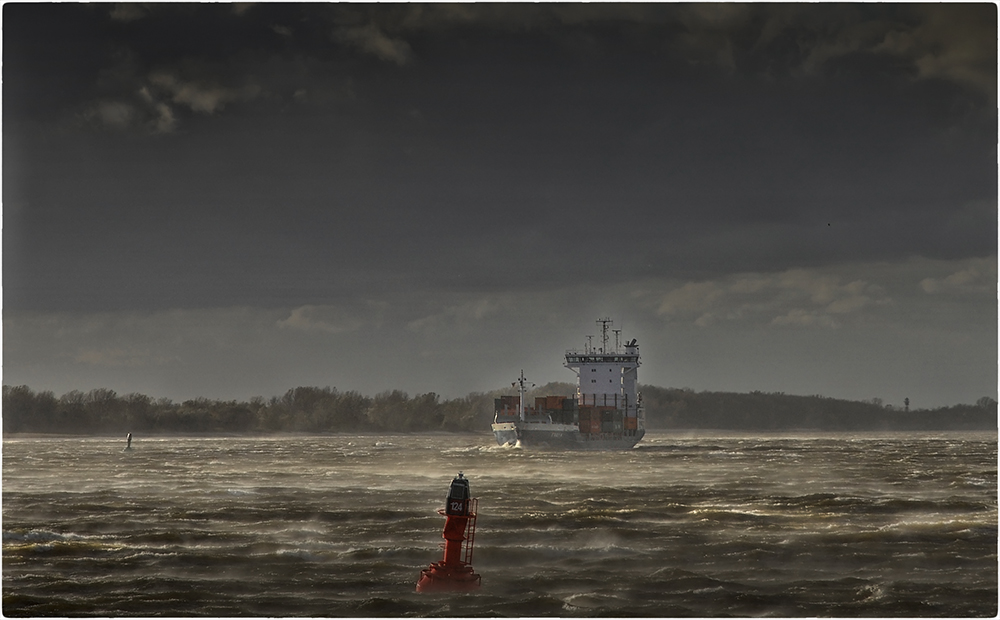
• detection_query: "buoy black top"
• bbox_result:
[446,472,471,515]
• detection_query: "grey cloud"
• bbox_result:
[148,71,261,115]
[231,4,255,17]
[150,101,177,134]
[84,100,139,131]
[323,3,994,97]
[109,3,146,23]
[80,95,176,134]
[920,257,998,295]
[73,39,261,133]
[633,4,996,95]
[84,65,263,133]
[278,301,390,334]
[333,22,415,65]
[883,4,997,96]
[406,298,507,335]
[36,4,1000,140]
[799,4,994,96]
[650,268,893,329]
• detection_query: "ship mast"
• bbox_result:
[514,369,533,422]
[597,317,612,353]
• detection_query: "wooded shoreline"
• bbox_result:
[3,383,996,435]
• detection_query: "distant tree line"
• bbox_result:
[639,386,997,432]
[1,385,502,435]
[2,383,996,435]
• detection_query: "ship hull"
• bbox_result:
[492,422,644,451]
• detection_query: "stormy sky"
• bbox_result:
[4,3,996,409]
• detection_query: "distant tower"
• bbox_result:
[904,398,909,412]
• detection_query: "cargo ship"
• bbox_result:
[491,318,645,450]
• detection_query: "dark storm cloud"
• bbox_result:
[3,3,995,406]
[8,3,995,133]
[4,4,995,314]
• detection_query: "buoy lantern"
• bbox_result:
[416,472,481,592]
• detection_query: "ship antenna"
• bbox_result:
[585,335,594,354]
[597,317,612,353]
[613,329,621,353]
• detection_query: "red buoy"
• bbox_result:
[416,472,482,592]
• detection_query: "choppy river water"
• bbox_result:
[3,431,996,616]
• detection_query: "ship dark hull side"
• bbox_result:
[492,422,644,451]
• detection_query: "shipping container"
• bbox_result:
[624,416,638,430]
[546,396,563,410]
[601,421,615,433]
[496,398,519,416]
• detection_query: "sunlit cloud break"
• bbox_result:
[654,268,891,328]
[919,257,997,295]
